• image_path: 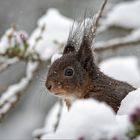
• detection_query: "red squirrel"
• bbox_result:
[45,0,136,112]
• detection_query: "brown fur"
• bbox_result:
[46,51,135,112]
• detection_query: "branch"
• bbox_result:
[53,99,63,132]
[0,61,39,120]
[0,52,42,62]
[0,25,46,64]
[0,25,49,119]
[94,31,140,61]
[95,38,140,53]
[92,0,108,37]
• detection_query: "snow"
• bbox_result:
[118,88,140,115]
[40,100,130,140]
[34,94,140,139]
[99,57,140,88]
[103,0,140,29]
[29,9,75,60]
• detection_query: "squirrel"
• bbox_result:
[45,0,136,112]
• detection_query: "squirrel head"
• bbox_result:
[45,0,108,99]
[46,19,97,99]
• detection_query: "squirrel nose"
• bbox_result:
[47,84,52,90]
[46,82,52,90]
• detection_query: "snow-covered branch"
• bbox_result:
[95,29,140,60]
[0,27,43,63]
[0,62,39,120]
[0,25,46,120]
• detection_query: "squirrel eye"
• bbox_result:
[64,68,74,77]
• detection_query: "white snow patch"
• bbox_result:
[104,0,140,29]
[99,56,140,88]
[41,99,130,140]
[29,9,75,60]
[118,88,140,115]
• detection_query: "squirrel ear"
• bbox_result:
[63,43,76,55]
[77,35,94,71]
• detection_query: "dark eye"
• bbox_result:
[64,68,74,77]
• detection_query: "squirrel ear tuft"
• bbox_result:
[63,43,76,55]
[77,35,94,71]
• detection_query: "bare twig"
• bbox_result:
[92,0,108,38]
[53,99,63,132]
